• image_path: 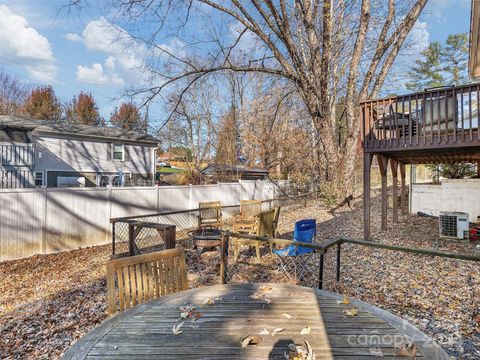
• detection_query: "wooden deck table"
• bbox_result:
[62,283,448,359]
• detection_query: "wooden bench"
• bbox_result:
[106,247,188,315]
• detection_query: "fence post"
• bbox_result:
[128,224,135,256]
[220,231,230,284]
[336,243,341,282]
[41,186,48,254]
[318,251,325,289]
[107,185,112,244]
[111,221,116,255]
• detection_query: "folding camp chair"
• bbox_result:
[273,219,317,281]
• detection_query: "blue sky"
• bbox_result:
[0,0,473,127]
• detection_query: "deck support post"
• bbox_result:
[363,153,373,240]
[399,163,407,215]
[378,155,389,231]
[390,160,398,223]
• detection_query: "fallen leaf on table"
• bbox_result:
[342,307,358,317]
[251,293,272,304]
[369,347,384,356]
[172,322,184,335]
[180,311,190,319]
[282,313,294,319]
[272,328,284,336]
[192,311,202,321]
[304,341,315,360]
[259,285,272,292]
[259,328,269,335]
[395,343,417,359]
[337,294,350,305]
[203,298,215,305]
[241,334,263,347]
[300,326,311,335]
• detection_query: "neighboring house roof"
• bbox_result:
[201,164,269,176]
[0,115,159,145]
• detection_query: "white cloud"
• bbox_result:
[65,32,82,42]
[76,61,124,86]
[81,16,146,70]
[0,5,57,81]
[72,16,185,88]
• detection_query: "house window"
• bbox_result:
[113,144,124,160]
[34,172,43,187]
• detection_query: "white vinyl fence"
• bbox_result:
[0,180,285,261]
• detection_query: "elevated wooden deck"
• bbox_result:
[361,83,480,163]
[361,84,480,240]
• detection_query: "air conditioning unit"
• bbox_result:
[439,212,469,239]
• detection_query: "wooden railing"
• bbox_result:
[0,144,35,167]
[361,83,480,152]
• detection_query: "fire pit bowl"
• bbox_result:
[188,225,222,255]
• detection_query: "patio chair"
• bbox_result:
[232,200,262,233]
[233,207,280,262]
[106,247,188,316]
[273,219,317,281]
[198,201,223,228]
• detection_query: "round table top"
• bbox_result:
[62,283,448,360]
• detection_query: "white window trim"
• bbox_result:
[112,144,125,161]
[34,171,44,187]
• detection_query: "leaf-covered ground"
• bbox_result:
[0,192,479,359]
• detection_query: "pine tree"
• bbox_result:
[441,33,468,85]
[406,42,444,91]
[65,92,104,126]
[110,102,147,132]
[23,85,62,121]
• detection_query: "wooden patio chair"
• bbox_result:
[233,207,280,262]
[233,200,262,233]
[106,247,188,316]
[198,201,223,228]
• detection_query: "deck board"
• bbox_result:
[62,283,448,359]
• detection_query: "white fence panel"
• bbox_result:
[45,188,110,253]
[0,180,283,261]
[0,189,43,259]
[158,186,191,212]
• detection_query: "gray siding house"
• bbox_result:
[0,115,158,188]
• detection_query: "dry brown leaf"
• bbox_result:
[272,328,284,336]
[336,294,350,305]
[342,307,358,317]
[300,326,311,335]
[251,293,272,304]
[241,334,263,348]
[203,298,215,305]
[259,285,273,292]
[192,311,202,321]
[394,343,417,359]
[172,322,184,335]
